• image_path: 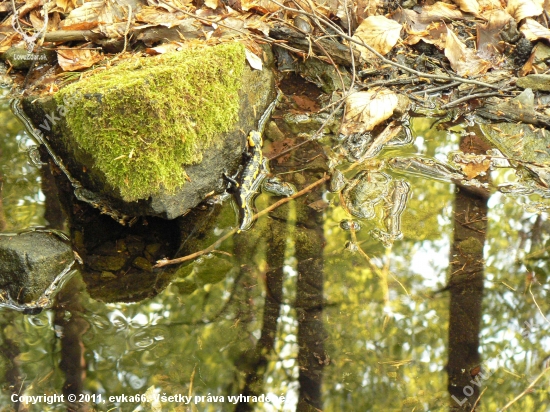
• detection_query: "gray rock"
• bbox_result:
[0,231,74,304]
[516,75,550,92]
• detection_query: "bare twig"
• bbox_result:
[441,90,513,109]
[154,174,330,268]
[270,0,507,91]
[499,366,550,411]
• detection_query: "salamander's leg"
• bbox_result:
[223,165,242,190]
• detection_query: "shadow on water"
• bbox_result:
[0,78,549,412]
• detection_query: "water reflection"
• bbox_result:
[0,91,549,412]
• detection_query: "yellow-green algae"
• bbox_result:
[56,42,246,201]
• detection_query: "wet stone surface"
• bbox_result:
[0,231,73,304]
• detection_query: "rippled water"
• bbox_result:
[0,89,549,412]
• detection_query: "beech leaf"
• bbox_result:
[342,88,399,134]
[506,0,543,21]
[352,16,402,60]
[57,49,103,71]
[453,0,480,16]
[445,28,491,76]
[245,49,263,70]
[521,18,550,41]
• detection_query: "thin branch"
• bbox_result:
[154,174,330,268]
[498,366,550,411]
[441,89,514,109]
[270,0,507,91]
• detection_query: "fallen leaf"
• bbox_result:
[60,21,100,31]
[506,0,543,21]
[240,0,280,12]
[268,138,295,164]
[356,0,380,20]
[244,15,271,36]
[519,42,550,75]
[30,10,61,32]
[477,10,514,56]
[145,43,181,55]
[54,0,78,13]
[136,6,185,28]
[461,160,491,179]
[352,16,402,59]
[453,0,480,16]
[445,28,491,76]
[245,48,262,70]
[421,2,464,20]
[57,49,103,71]
[342,88,398,134]
[204,0,219,9]
[520,18,550,41]
[60,0,130,38]
[394,5,461,47]
[291,95,319,112]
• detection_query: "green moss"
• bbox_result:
[458,237,484,256]
[56,42,246,201]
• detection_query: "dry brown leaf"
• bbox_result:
[356,0,380,20]
[54,0,78,13]
[404,22,447,48]
[147,0,193,12]
[204,0,219,9]
[520,18,550,41]
[453,0,480,15]
[342,88,398,135]
[461,160,491,179]
[136,6,184,28]
[57,49,103,71]
[478,0,502,10]
[506,0,543,21]
[422,2,464,20]
[445,28,491,76]
[477,10,513,56]
[145,43,182,55]
[60,1,110,27]
[59,21,99,31]
[244,16,270,36]
[268,138,295,164]
[61,0,130,38]
[240,0,280,12]
[394,3,463,31]
[352,16,402,60]
[29,10,61,32]
[291,95,319,112]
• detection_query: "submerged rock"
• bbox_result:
[0,231,74,304]
[22,42,276,219]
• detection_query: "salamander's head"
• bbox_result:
[248,131,262,147]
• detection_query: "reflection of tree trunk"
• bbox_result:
[53,276,91,412]
[40,156,65,230]
[447,135,490,411]
[236,222,286,412]
[0,144,4,231]
[295,224,327,412]
[0,173,5,232]
[0,313,29,411]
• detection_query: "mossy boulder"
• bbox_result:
[22,42,275,219]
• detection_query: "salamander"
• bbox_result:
[235,91,282,231]
[237,131,269,231]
